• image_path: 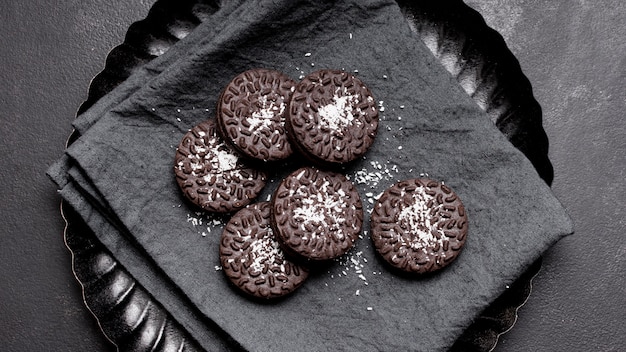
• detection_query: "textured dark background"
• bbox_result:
[1,1,624,351]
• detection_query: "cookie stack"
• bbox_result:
[174,68,467,299]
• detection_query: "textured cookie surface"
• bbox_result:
[174,119,266,212]
[271,167,363,261]
[370,178,468,274]
[217,68,296,161]
[220,202,309,299]
[286,69,378,165]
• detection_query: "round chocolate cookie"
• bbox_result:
[174,119,266,213]
[271,167,363,261]
[220,202,309,299]
[217,68,296,161]
[286,69,378,165]
[370,178,468,274]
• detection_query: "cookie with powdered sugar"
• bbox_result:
[370,178,468,274]
[174,119,266,213]
[217,68,296,162]
[286,69,378,166]
[271,167,363,261]
[220,202,309,299]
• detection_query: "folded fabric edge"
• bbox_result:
[72,0,255,135]
[60,144,575,352]
[46,154,73,189]
[59,181,243,352]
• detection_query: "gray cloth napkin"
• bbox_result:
[49,0,269,190]
[49,0,573,351]
[61,175,238,350]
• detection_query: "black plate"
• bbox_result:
[63,1,549,351]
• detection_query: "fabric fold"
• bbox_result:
[60,182,239,351]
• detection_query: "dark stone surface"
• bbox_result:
[464,2,626,351]
[1,0,623,351]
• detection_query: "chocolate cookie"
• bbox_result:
[271,167,363,261]
[286,69,378,165]
[217,68,296,161]
[370,178,468,274]
[174,119,266,213]
[220,202,309,299]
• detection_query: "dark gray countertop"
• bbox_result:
[1,1,624,351]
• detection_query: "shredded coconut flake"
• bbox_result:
[326,249,371,288]
[185,212,226,237]
[246,230,284,273]
[351,161,399,190]
[212,148,239,172]
[247,95,285,133]
[317,87,362,134]
[292,180,348,236]
[396,187,447,251]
